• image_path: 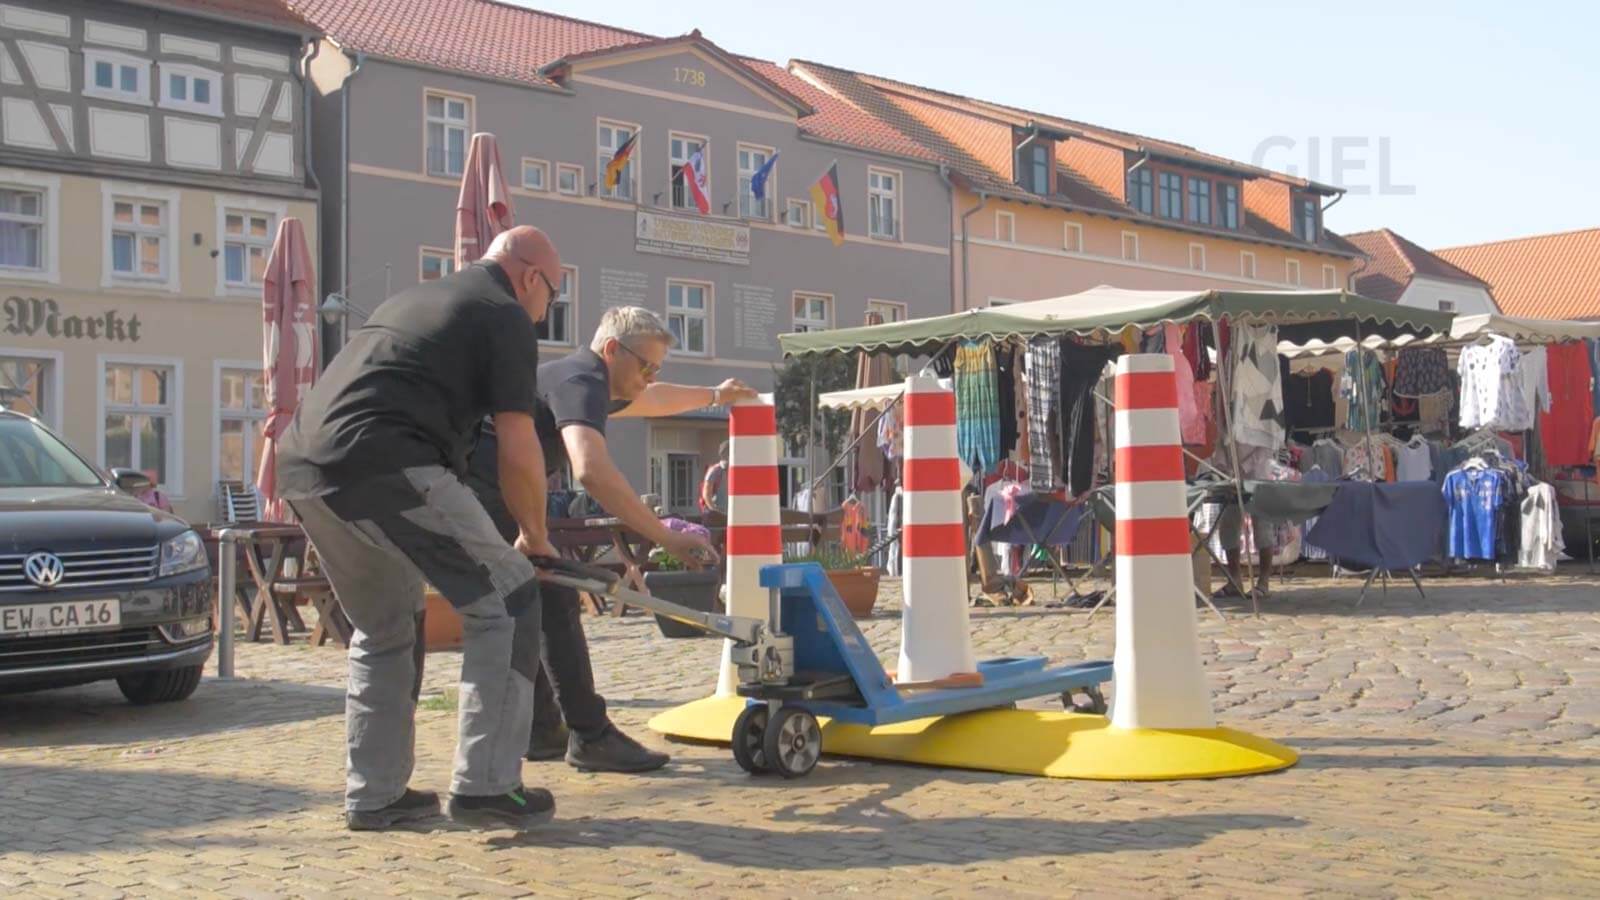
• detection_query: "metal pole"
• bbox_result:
[216,529,238,679]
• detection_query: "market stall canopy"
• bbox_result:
[779,286,1455,358]
[1448,313,1600,344]
[818,379,951,412]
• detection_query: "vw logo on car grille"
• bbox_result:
[23,552,65,588]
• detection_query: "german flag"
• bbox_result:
[809,161,844,247]
[603,131,637,191]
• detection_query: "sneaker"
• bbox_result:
[526,721,570,761]
[446,787,556,830]
[566,724,670,773]
[346,787,441,831]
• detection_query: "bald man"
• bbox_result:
[277,226,564,832]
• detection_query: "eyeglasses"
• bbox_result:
[536,269,558,299]
[615,340,660,378]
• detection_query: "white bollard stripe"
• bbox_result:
[1114,409,1182,448]
[904,423,958,455]
[1114,481,1190,521]
[725,495,780,527]
[1117,354,1176,374]
[903,490,964,526]
[727,435,778,467]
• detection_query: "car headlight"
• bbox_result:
[159,616,213,642]
[159,530,208,577]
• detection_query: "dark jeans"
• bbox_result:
[462,471,611,741]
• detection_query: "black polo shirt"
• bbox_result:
[275,262,540,499]
[467,348,629,491]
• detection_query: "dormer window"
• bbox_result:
[1296,197,1320,241]
[1126,168,1153,214]
[1016,141,1051,195]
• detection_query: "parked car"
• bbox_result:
[0,410,213,703]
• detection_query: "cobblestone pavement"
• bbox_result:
[3,569,1598,897]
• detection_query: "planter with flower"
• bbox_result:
[644,519,722,638]
[785,542,880,619]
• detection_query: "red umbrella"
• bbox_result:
[455,132,514,267]
[256,217,317,523]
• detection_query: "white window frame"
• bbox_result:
[157,62,221,117]
[596,118,639,202]
[556,163,583,196]
[0,170,59,282]
[538,265,577,347]
[737,142,775,221]
[666,278,712,357]
[867,166,901,240]
[1063,221,1083,252]
[83,49,150,105]
[423,89,473,178]
[668,131,708,212]
[866,299,907,323]
[1321,264,1337,289]
[418,246,455,283]
[1188,242,1206,272]
[521,157,549,192]
[211,360,266,492]
[995,210,1015,243]
[1121,230,1140,261]
[101,182,179,292]
[1240,251,1257,279]
[96,354,184,497]
[785,198,811,229]
[1285,258,1302,286]
[0,347,64,428]
[214,195,286,298]
[791,291,833,333]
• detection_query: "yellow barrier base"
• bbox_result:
[649,695,1297,780]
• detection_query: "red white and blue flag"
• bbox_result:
[684,148,711,215]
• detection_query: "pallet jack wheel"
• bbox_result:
[731,704,772,775]
[1062,685,1108,715]
[762,707,822,779]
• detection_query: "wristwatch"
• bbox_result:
[710,386,722,406]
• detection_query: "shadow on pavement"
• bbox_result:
[0,761,321,849]
[0,677,343,748]
[1297,751,1600,770]
[1280,736,1442,748]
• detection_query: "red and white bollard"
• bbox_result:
[715,399,783,697]
[897,375,976,683]
[1110,354,1215,730]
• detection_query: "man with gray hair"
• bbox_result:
[465,305,757,772]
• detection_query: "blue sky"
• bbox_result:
[513,0,1597,250]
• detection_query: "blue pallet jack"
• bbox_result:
[533,556,1112,778]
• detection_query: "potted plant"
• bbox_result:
[644,547,723,638]
[786,542,880,619]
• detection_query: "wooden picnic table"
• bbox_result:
[198,524,352,648]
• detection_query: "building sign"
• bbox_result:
[3,296,143,343]
[636,211,750,266]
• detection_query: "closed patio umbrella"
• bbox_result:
[455,132,514,267]
[850,311,895,491]
[256,217,317,523]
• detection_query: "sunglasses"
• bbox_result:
[535,269,558,299]
[615,340,660,378]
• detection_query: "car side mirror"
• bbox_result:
[110,467,155,495]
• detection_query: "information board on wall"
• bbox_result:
[731,283,776,351]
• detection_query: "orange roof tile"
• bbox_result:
[1344,228,1487,303]
[288,0,655,87]
[135,0,316,34]
[1436,228,1600,320]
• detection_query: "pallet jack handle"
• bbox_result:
[528,555,769,646]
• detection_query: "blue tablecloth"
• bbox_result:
[975,492,1088,547]
[1304,481,1446,569]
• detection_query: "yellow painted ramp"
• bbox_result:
[650,695,1297,780]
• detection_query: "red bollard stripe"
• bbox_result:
[725,525,782,556]
[728,404,777,436]
[1115,517,1192,556]
[904,391,956,426]
[1113,371,1179,410]
[903,522,967,557]
[1114,445,1185,482]
[727,465,779,495]
[903,457,961,491]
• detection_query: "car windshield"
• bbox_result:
[0,417,105,488]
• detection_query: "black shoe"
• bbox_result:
[346,787,441,831]
[526,721,570,761]
[446,787,556,830]
[566,725,670,773]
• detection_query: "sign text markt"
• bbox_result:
[4,297,143,342]
[636,211,750,266]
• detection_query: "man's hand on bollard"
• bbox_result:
[715,378,759,405]
[661,529,720,569]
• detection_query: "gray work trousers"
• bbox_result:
[290,465,539,811]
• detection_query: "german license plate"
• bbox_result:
[0,599,121,636]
